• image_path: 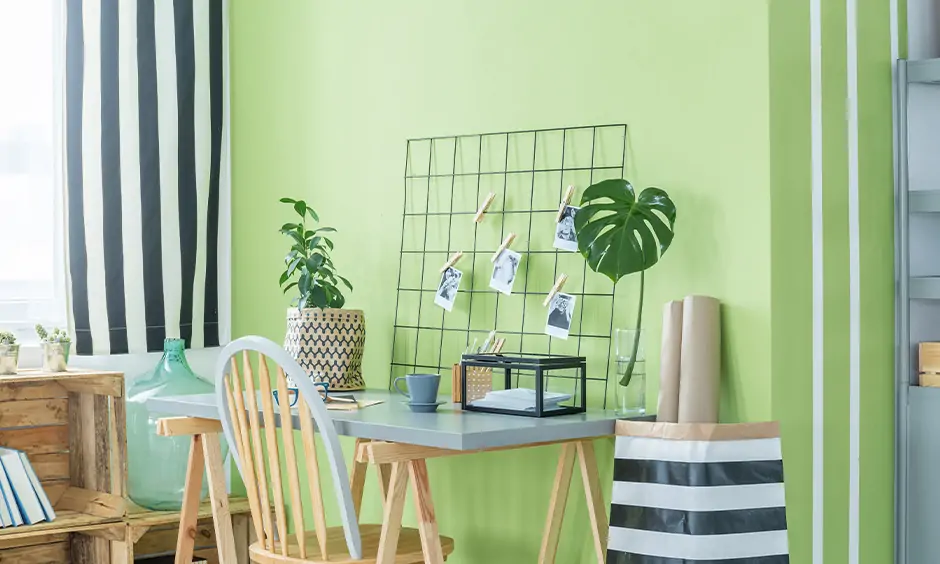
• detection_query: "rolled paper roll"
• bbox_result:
[656,300,683,423]
[677,295,721,423]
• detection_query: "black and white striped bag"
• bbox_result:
[608,421,789,563]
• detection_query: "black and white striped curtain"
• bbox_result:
[609,421,789,563]
[65,0,226,355]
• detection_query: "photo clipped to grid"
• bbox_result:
[390,124,628,409]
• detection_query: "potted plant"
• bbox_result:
[278,197,365,391]
[36,324,71,372]
[0,332,18,375]
[574,179,677,415]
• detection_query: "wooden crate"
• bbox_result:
[920,342,940,373]
[124,498,253,563]
[0,369,126,562]
[0,369,252,563]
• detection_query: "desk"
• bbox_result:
[148,391,620,564]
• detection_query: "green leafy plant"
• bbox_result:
[278,197,353,309]
[574,178,677,386]
[0,332,16,346]
[35,324,71,344]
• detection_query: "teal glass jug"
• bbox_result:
[127,339,220,510]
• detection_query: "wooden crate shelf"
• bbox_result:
[126,498,251,531]
[0,369,252,562]
[0,508,121,542]
[0,368,127,562]
[125,498,252,562]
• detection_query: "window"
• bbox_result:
[0,1,67,341]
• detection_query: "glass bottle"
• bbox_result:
[127,339,218,510]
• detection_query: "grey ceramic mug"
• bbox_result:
[393,373,441,404]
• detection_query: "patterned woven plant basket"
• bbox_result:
[284,308,366,391]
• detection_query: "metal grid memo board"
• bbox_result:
[389,124,628,409]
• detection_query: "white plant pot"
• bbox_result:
[42,342,70,372]
[284,308,366,391]
[0,344,19,375]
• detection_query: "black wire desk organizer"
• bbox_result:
[460,352,587,418]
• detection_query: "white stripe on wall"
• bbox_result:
[81,0,110,356]
[118,0,148,354]
[608,527,790,561]
[847,0,861,560]
[191,0,211,349]
[610,482,787,512]
[809,0,825,561]
[615,437,783,463]
[154,0,182,340]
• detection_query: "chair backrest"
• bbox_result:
[215,336,362,560]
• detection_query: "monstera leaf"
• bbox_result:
[574,179,677,283]
[574,179,677,388]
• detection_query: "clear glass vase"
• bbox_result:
[614,328,647,417]
[127,339,219,510]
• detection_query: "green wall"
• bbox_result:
[230,1,772,561]
[229,1,896,562]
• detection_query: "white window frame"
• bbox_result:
[0,0,69,349]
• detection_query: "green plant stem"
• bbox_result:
[620,270,645,387]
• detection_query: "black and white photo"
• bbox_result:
[553,205,579,252]
[545,292,576,339]
[435,267,463,311]
[490,249,521,295]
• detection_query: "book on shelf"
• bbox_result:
[0,447,55,526]
[21,451,55,522]
[0,457,21,527]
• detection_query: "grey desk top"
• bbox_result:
[146,390,620,451]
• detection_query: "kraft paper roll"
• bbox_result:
[656,300,684,423]
[677,295,721,423]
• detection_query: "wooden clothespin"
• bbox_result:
[543,274,569,306]
[556,185,575,223]
[439,252,464,273]
[473,192,497,223]
[491,233,517,262]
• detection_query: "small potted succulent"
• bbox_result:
[36,325,71,372]
[0,332,18,375]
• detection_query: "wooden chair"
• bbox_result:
[215,336,455,563]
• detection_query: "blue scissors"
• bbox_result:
[273,381,329,407]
